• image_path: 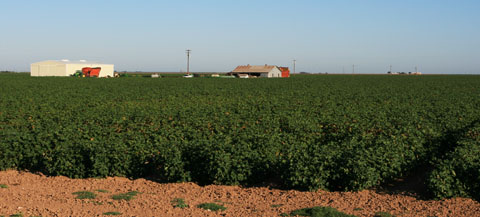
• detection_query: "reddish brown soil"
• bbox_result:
[1,170,479,217]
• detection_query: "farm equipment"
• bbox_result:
[72,67,102,77]
[82,67,101,77]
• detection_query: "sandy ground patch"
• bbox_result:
[1,170,479,217]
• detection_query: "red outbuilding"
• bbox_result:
[279,67,290,78]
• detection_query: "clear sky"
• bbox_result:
[1,0,479,74]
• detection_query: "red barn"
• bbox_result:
[279,67,290,78]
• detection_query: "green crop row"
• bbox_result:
[1,74,480,200]
[427,122,480,200]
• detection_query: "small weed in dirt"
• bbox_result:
[271,204,284,208]
[171,198,189,208]
[0,184,7,188]
[111,191,140,201]
[281,206,355,217]
[197,203,227,211]
[374,212,395,217]
[91,201,104,205]
[73,191,97,199]
[103,212,121,216]
[96,189,110,193]
[9,214,23,217]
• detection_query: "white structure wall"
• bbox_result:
[259,67,282,78]
[267,67,282,78]
[30,61,66,76]
[31,60,114,77]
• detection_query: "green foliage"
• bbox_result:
[103,212,121,216]
[0,184,7,188]
[9,214,23,217]
[171,198,189,208]
[196,203,227,211]
[427,122,480,200]
[283,206,355,217]
[73,191,97,199]
[1,74,480,199]
[96,189,110,193]
[111,191,140,201]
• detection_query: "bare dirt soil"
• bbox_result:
[1,170,479,217]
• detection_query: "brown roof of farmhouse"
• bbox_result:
[232,65,278,73]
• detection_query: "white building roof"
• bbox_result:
[32,60,113,65]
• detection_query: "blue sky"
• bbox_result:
[1,0,479,73]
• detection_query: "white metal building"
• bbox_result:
[30,60,114,77]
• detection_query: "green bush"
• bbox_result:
[111,191,140,201]
[427,124,480,200]
[282,206,355,217]
[196,203,227,211]
[171,198,189,208]
[72,191,96,199]
[103,212,121,216]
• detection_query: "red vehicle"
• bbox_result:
[81,67,101,77]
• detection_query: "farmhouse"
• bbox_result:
[30,60,114,77]
[230,64,286,78]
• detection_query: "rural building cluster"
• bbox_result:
[30,60,290,78]
[229,64,290,78]
[30,60,114,77]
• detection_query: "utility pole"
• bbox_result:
[415,66,418,73]
[186,49,191,74]
[293,59,296,74]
